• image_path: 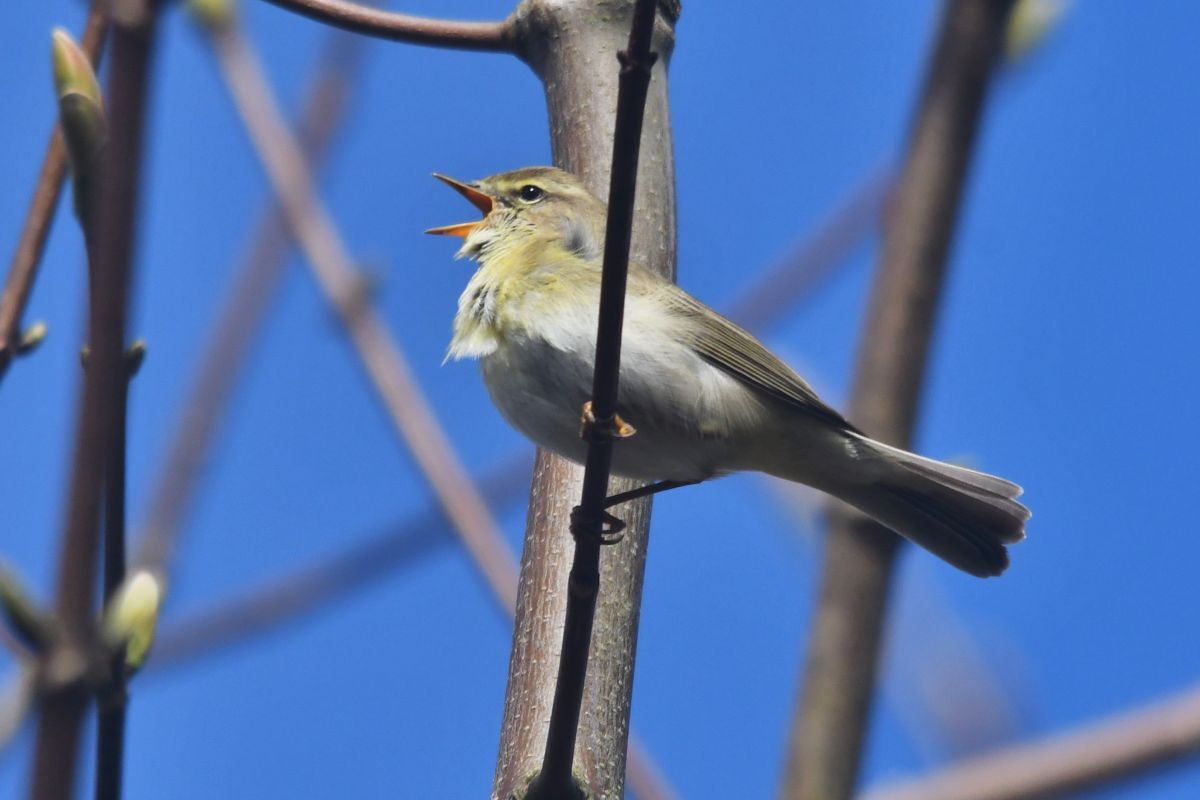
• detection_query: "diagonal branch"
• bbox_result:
[781,2,1018,799]
[0,5,106,386]
[726,166,891,328]
[30,2,161,798]
[206,16,519,612]
[133,26,368,575]
[255,0,515,51]
[148,454,530,669]
[862,684,1200,800]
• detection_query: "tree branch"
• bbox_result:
[95,344,142,800]
[0,5,106,385]
[255,0,515,51]
[30,2,160,797]
[208,6,522,619]
[780,2,1017,799]
[862,684,1200,800]
[494,1,679,797]
[148,455,530,669]
[525,1,660,797]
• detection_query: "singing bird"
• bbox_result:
[427,167,1028,577]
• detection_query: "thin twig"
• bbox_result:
[862,684,1200,800]
[525,1,659,797]
[0,6,107,385]
[133,28,367,575]
[780,3,1018,799]
[30,2,160,797]
[255,0,514,51]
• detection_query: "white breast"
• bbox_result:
[474,289,770,482]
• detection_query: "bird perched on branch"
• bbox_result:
[428,166,1028,577]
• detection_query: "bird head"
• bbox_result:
[426,167,607,265]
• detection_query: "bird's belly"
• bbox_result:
[480,336,762,482]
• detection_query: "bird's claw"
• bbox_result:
[569,505,626,546]
[579,400,636,442]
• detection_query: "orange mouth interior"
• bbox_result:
[426,174,493,238]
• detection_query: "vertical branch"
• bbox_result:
[526,0,659,795]
[95,343,143,800]
[494,1,679,797]
[781,3,1017,799]
[0,5,106,384]
[30,2,160,798]
[93,369,129,800]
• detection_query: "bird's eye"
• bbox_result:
[518,184,545,203]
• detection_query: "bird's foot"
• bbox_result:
[569,505,626,546]
[579,400,637,443]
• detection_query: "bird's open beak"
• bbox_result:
[425,173,494,237]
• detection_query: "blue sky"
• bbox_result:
[3,1,1200,798]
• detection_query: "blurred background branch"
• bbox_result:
[30,2,161,798]
[133,15,367,577]
[0,4,105,386]
[781,2,1018,798]
[203,5,521,613]
[863,683,1200,800]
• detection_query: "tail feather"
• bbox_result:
[835,434,1030,578]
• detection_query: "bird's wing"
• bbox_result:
[662,286,857,432]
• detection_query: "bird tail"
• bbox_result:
[828,433,1029,578]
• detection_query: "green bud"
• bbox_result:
[125,339,147,377]
[0,563,53,653]
[51,28,101,108]
[188,0,236,31]
[102,570,163,671]
[51,28,107,229]
[1006,0,1071,62]
[17,321,48,355]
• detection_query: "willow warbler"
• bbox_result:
[428,167,1028,577]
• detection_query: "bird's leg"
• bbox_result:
[604,479,703,509]
[571,401,639,546]
[571,482,702,546]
